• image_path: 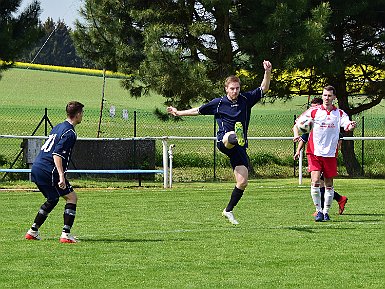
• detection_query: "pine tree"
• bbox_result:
[20,18,91,67]
[73,0,385,175]
[0,0,42,78]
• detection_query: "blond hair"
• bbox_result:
[224,75,240,87]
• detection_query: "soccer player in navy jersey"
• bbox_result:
[293,87,356,221]
[293,97,349,216]
[25,101,84,243]
[167,60,272,225]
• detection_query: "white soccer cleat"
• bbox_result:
[25,229,41,240]
[59,232,78,243]
[222,209,239,225]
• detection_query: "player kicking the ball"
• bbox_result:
[25,101,84,243]
[293,86,356,222]
[167,60,272,225]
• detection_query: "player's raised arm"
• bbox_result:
[260,60,272,93]
[167,106,199,117]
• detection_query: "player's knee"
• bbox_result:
[222,132,235,149]
[40,198,59,215]
[70,193,78,203]
[227,133,238,145]
[311,182,320,187]
[237,179,248,190]
[63,191,78,204]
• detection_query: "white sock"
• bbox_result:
[323,187,334,214]
[310,186,322,212]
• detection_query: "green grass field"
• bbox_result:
[1,179,384,288]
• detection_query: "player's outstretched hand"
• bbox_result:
[167,106,178,116]
[348,121,357,130]
[293,136,301,142]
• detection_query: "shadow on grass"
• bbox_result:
[287,227,315,233]
[332,219,383,223]
[81,238,194,243]
[342,213,384,217]
[286,225,358,233]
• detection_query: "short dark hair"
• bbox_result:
[66,101,84,118]
[323,85,336,95]
[225,75,241,87]
[311,97,323,105]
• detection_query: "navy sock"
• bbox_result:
[63,203,77,233]
[226,186,244,212]
[32,199,59,230]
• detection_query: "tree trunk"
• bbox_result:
[331,54,362,177]
[212,3,233,78]
[335,95,362,176]
[341,130,362,177]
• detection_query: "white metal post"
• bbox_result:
[162,138,169,188]
[168,144,175,188]
[298,149,303,185]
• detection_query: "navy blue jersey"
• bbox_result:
[199,87,263,147]
[32,120,77,184]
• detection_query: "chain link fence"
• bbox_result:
[1,105,384,181]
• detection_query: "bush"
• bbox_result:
[0,154,7,166]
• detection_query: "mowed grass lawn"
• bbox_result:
[0,178,384,288]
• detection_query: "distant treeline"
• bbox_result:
[17,18,95,69]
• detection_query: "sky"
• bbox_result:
[19,0,83,28]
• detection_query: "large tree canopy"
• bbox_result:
[74,0,385,108]
[0,0,42,78]
[74,0,385,176]
[234,0,385,114]
[74,0,245,105]
[233,0,385,175]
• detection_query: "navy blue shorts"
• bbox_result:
[35,182,73,201]
[31,167,73,201]
[217,141,249,170]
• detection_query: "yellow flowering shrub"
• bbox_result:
[13,62,128,79]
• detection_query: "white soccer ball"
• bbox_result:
[296,115,314,134]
